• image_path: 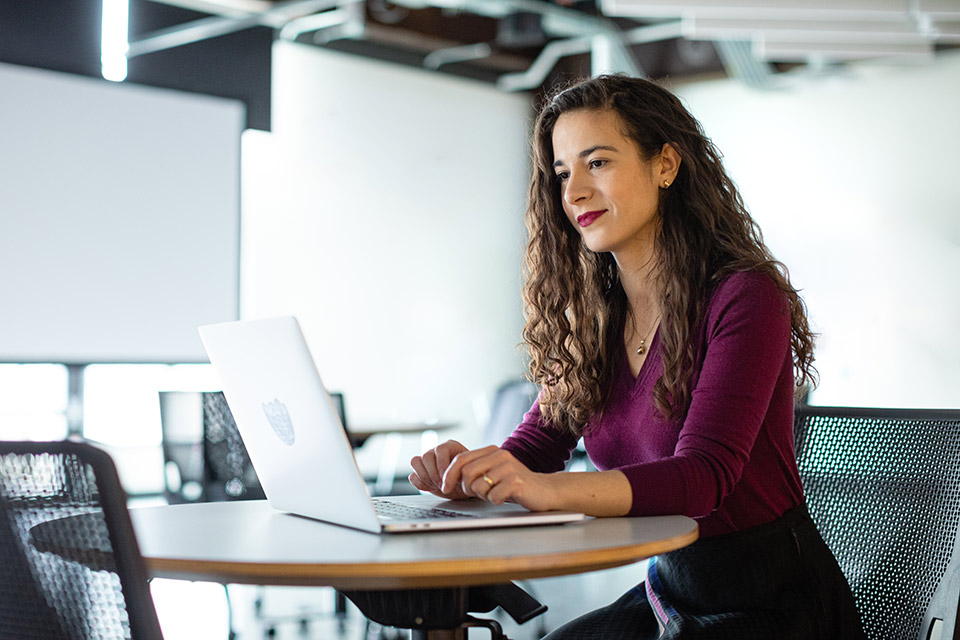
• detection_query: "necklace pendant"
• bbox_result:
[636,341,646,355]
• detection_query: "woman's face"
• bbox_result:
[551,108,675,260]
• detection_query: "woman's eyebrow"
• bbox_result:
[553,145,619,168]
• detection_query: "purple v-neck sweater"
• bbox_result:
[501,271,804,538]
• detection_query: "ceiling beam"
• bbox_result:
[147,0,273,18]
[497,20,683,92]
[127,0,340,58]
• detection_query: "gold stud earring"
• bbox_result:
[663,180,671,188]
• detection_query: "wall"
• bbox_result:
[671,52,960,408]
[241,42,532,438]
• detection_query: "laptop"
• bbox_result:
[198,316,585,533]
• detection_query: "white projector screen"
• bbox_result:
[0,63,243,363]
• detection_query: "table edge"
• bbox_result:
[144,522,699,589]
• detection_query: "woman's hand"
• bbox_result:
[411,441,633,516]
[410,441,558,511]
[409,440,472,500]
[441,445,560,512]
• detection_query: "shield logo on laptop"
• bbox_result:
[262,399,295,446]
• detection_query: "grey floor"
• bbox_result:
[149,560,648,640]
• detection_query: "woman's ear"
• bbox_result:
[658,143,682,187]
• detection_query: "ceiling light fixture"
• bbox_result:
[101,0,129,82]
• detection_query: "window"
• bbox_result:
[0,364,68,440]
[82,363,220,495]
[83,364,218,446]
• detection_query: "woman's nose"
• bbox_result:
[564,172,590,204]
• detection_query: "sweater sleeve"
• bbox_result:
[619,272,793,518]
[500,400,581,473]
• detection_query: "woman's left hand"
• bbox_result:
[441,446,559,512]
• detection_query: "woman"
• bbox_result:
[409,75,864,638]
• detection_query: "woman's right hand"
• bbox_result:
[409,439,471,500]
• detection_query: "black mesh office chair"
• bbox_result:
[0,440,164,640]
[794,405,960,640]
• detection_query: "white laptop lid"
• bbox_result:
[199,316,383,533]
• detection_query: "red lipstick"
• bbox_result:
[577,210,606,227]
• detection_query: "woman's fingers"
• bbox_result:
[484,474,513,506]
[446,447,531,504]
[409,440,470,498]
[441,445,499,494]
[408,471,453,499]
[434,440,468,476]
[419,449,445,488]
[409,454,440,491]
[412,442,552,508]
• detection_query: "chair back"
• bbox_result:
[0,440,163,640]
[201,391,265,501]
[158,391,206,502]
[481,379,539,446]
[158,391,264,502]
[794,405,960,640]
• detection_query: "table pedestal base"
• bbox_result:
[410,616,503,640]
[342,583,542,640]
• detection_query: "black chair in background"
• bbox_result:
[481,379,591,473]
[0,440,165,640]
[158,391,264,504]
[794,405,960,640]
[480,379,540,446]
[201,391,266,501]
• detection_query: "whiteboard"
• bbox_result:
[0,63,243,363]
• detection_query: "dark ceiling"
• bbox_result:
[3,1,954,133]
[0,0,726,132]
[1,0,274,129]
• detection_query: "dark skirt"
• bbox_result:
[544,504,866,639]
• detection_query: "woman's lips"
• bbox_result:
[577,210,606,227]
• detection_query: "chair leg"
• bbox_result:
[335,589,349,634]
[410,616,507,639]
[222,584,237,640]
[460,616,506,639]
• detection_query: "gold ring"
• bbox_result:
[482,474,495,487]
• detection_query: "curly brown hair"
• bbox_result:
[523,74,817,435]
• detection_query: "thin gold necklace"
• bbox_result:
[635,314,662,355]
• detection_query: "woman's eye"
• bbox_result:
[555,171,569,182]
[589,159,606,169]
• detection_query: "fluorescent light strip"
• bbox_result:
[602,0,916,21]
[101,0,129,82]
[755,38,934,61]
[684,16,929,43]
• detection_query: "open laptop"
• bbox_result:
[198,316,585,533]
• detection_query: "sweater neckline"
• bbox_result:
[623,325,662,388]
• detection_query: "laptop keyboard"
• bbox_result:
[372,498,480,520]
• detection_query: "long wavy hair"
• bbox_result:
[523,75,817,435]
